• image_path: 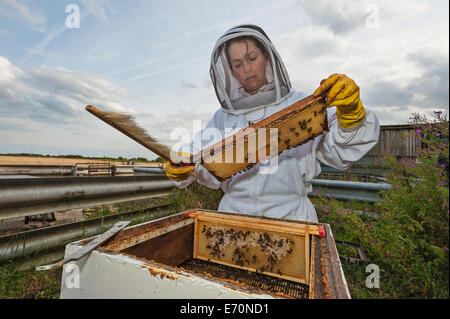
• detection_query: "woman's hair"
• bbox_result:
[224,36,268,68]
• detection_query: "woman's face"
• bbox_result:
[227,39,268,95]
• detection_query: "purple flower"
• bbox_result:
[441,164,445,168]
[439,181,445,185]
[410,161,415,168]
[369,225,373,229]
[415,129,422,134]
[428,198,433,202]
[436,133,441,137]
[337,211,342,215]
[435,110,442,115]
[429,125,433,130]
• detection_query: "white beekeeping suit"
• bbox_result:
[173,25,380,223]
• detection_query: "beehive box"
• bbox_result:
[60,210,350,299]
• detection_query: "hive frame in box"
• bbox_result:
[187,210,324,285]
[59,210,350,299]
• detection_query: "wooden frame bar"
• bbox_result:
[187,211,322,236]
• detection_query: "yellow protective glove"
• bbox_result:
[165,152,195,182]
[313,73,366,129]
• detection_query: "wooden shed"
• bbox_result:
[367,124,422,159]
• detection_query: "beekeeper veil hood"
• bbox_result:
[210,25,293,115]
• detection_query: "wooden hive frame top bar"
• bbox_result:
[187,211,323,236]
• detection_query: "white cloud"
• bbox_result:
[297,0,428,33]
[0,56,133,125]
[0,0,47,32]
[120,56,209,84]
[275,10,449,125]
[80,0,113,24]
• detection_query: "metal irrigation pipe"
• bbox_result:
[0,175,175,220]
[309,179,392,203]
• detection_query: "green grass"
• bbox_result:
[82,196,171,220]
[0,261,62,299]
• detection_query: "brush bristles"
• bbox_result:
[99,110,172,160]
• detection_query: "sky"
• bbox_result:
[0,0,448,160]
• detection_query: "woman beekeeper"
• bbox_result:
[165,25,380,223]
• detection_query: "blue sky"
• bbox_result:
[0,0,448,159]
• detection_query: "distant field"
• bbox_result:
[0,155,154,166]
